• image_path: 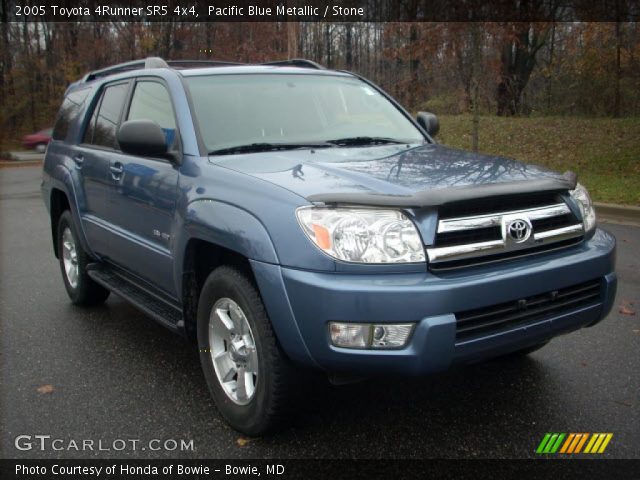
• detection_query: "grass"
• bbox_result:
[436,115,640,206]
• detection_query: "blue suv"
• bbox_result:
[42,57,617,434]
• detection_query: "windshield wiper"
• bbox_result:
[325,136,406,146]
[208,142,332,156]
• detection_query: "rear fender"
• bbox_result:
[47,163,95,257]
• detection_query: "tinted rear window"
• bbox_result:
[52,88,91,141]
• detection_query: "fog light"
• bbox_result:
[370,324,414,349]
[329,322,414,349]
[329,323,369,348]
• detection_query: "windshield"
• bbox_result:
[185,74,425,153]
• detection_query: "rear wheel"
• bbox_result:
[197,265,297,435]
[57,211,110,306]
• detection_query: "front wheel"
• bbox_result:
[197,266,297,435]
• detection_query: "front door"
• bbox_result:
[105,79,180,297]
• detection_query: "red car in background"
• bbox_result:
[22,128,52,153]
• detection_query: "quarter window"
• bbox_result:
[52,88,91,141]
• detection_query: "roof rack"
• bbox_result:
[261,59,325,69]
[80,56,326,83]
[166,60,245,69]
[82,57,169,82]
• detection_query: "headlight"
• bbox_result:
[296,207,425,263]
[570,183,596,232]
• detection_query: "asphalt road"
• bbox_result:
[1,166,638,459]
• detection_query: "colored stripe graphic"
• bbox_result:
[550,433,566,453]
[568,433,584,453]
[584,433,599,453]
[584,433,614,454]
[559,433,575,453]
[536,433,566,454]
[574,433,589,453]
[538,433,613,454]
[536,433,552,454]
[597,434,614,453]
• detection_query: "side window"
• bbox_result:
[83,82,129,148]
[52,87,91,141]
[127,81,177,148]
[82,95,101,144]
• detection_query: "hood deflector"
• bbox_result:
[307,171,578,208]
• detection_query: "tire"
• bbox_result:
[197,265,297,435]
[35,143,46,153]
[57,211,110,306]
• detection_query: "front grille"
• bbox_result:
[435,226,501,247]
[427,194,584,270]
[531,214,576,233]
[438,192,562,219]
[455,279,602,341]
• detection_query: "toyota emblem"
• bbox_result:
[507,219,532,243]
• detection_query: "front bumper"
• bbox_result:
[251,228,616,375]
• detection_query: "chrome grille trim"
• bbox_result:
[427,202,583,266]
[437,203,570,233]
[533,223,584,241]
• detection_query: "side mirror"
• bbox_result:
[117,120,170,158]
[416,111,440,137]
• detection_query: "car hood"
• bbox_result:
[209,143,576,207]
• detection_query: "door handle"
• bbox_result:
[73,155,84,168]
[110,163,124,179]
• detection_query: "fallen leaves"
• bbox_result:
[620,306,636,315]
[36,384,54,394]
[618,301,636,316]
[236,437,251,447]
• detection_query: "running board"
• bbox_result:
[87,263,183,332]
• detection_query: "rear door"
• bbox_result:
[104,78,180,297]
[75,81,130,256]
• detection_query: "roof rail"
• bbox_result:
[261,59,325,69]
[83,57,169,82]
[80,56,326,83]
[167,60,245,69]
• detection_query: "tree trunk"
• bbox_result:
[471,24,481,152]
[324,24,332,68]
[287,22,299,59]
[345,24,353,69]
[409,24,419,110]
[546,21,556,112]
[497,24,547,116]
[613,21,622,118]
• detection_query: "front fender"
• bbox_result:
[180,199,279,265]
[176,200,318,367]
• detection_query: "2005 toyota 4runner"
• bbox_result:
[42,57,616,434]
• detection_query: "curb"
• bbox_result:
[595,202,640,227]
[0,159,43,168]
